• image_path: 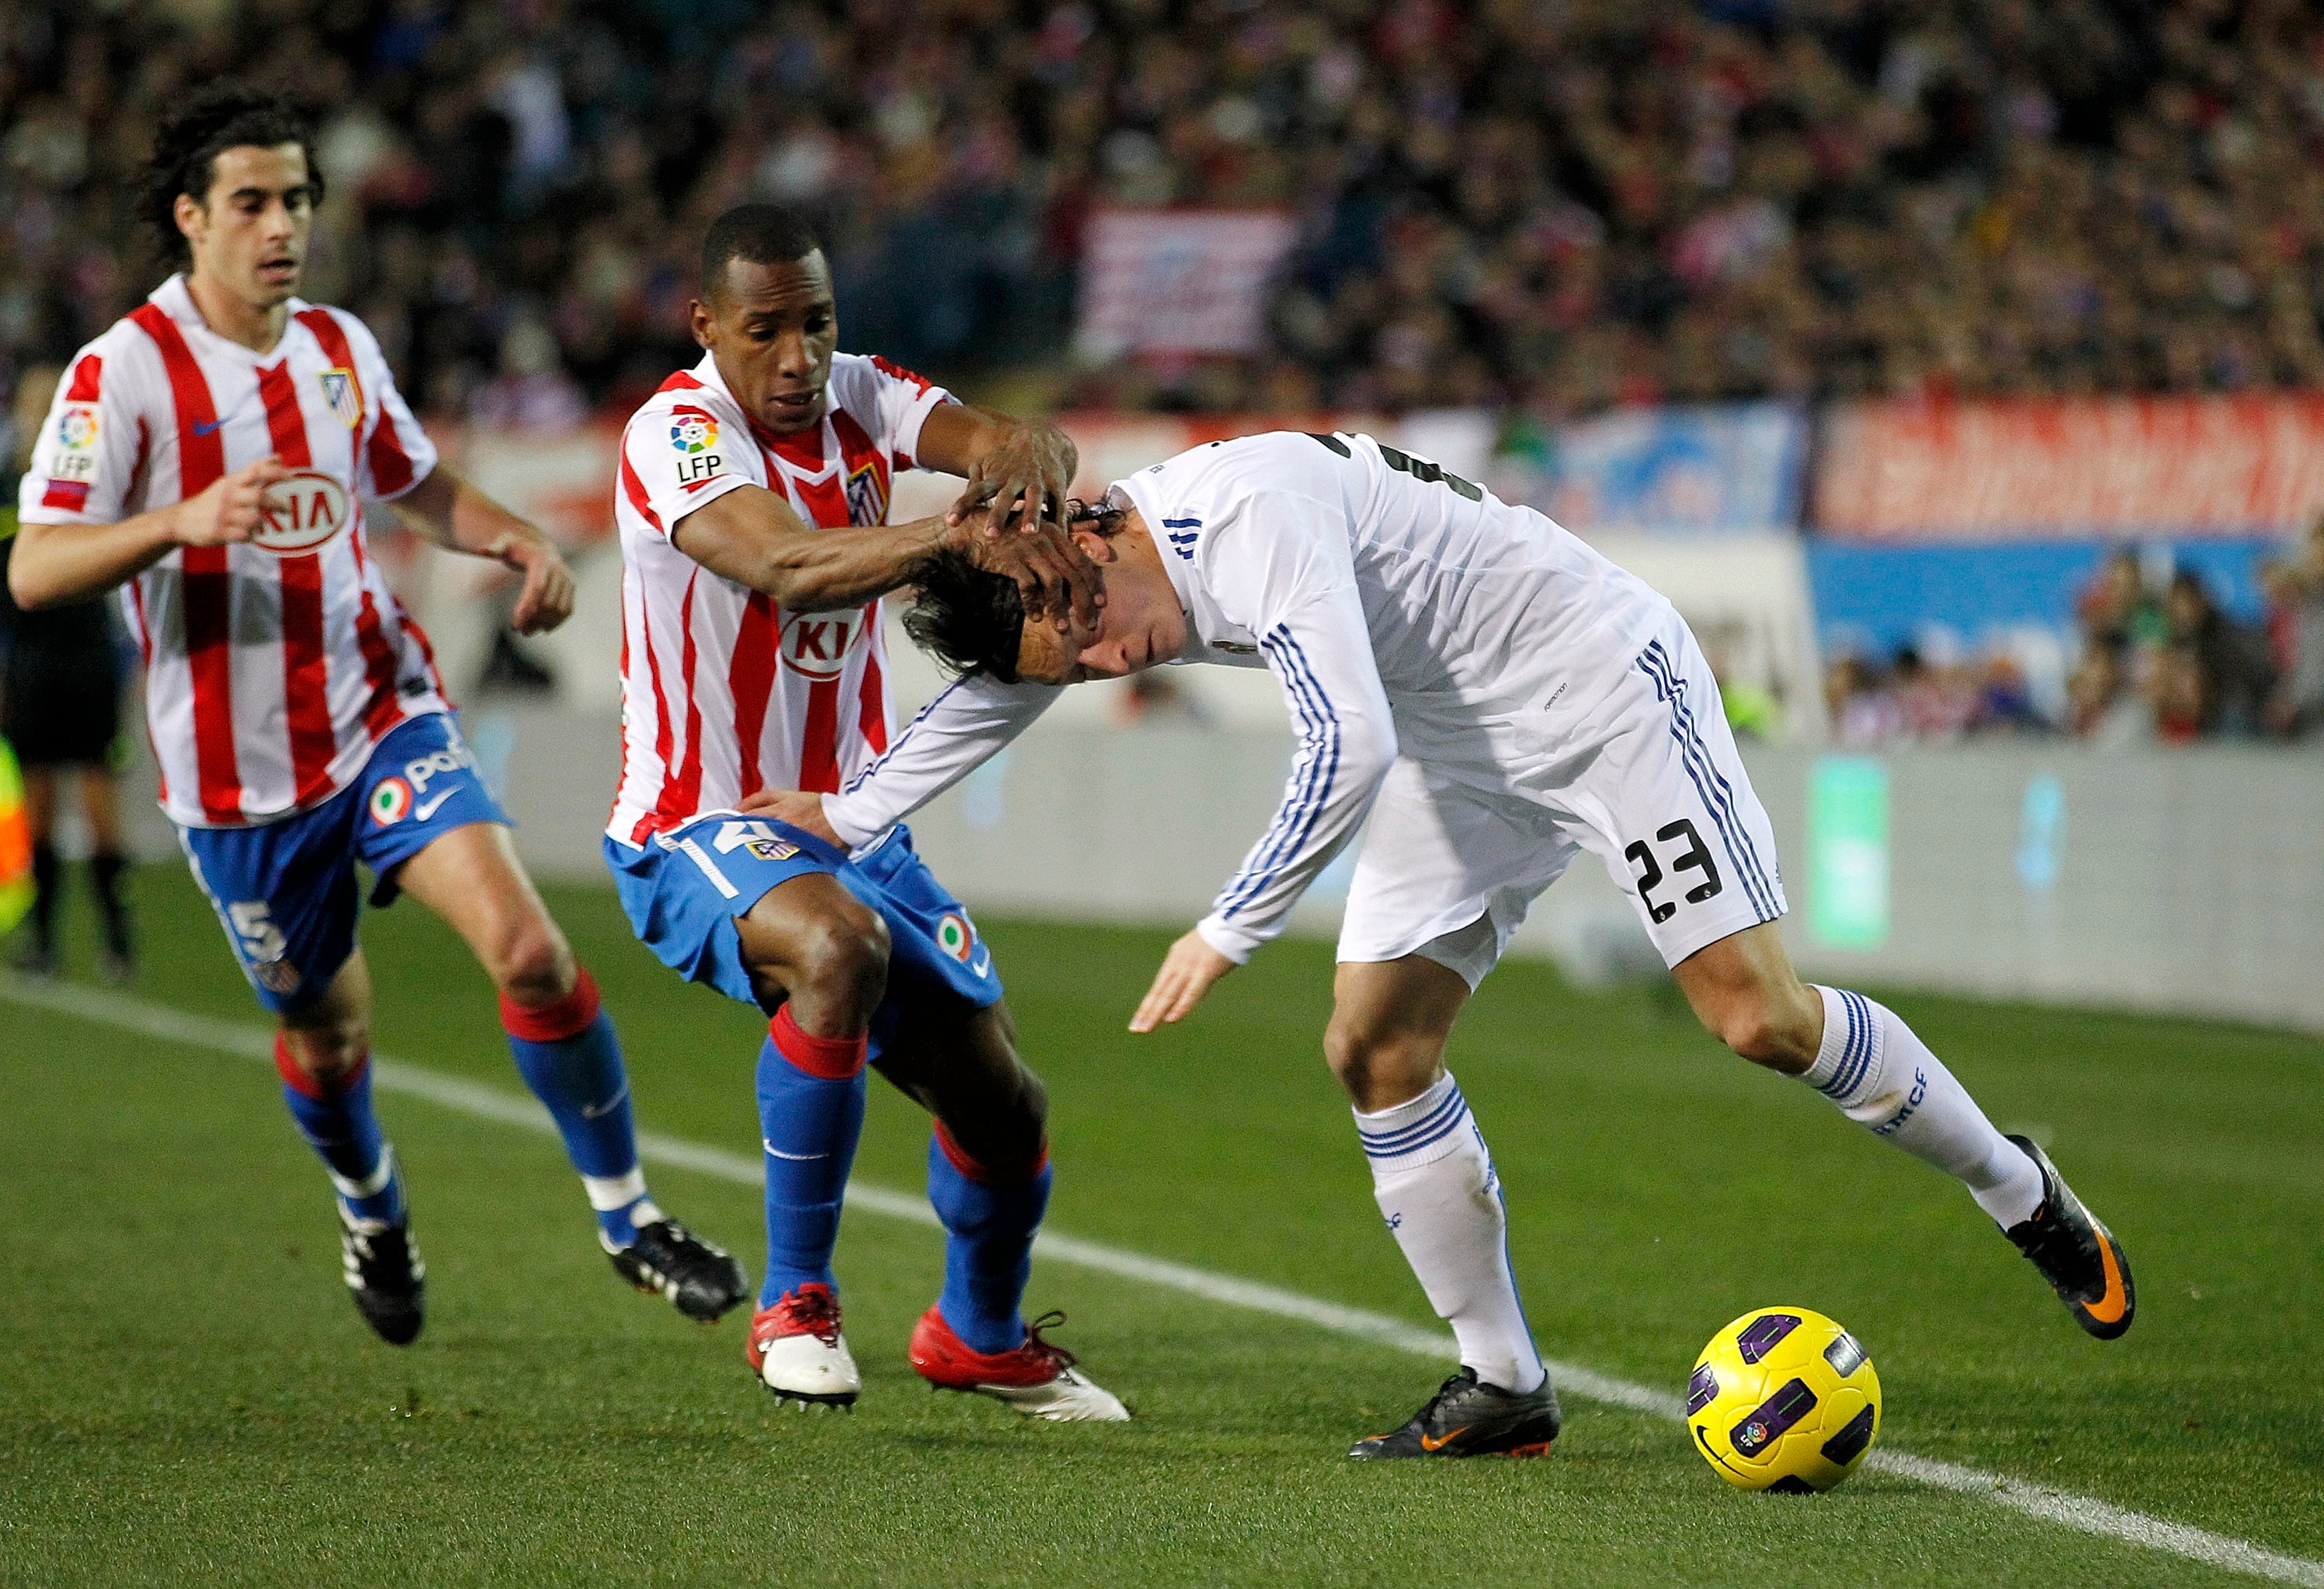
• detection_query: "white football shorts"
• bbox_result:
[1337,614,1787,986]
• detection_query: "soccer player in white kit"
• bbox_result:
[9,85,746,1346]
[758,428,2137,1457]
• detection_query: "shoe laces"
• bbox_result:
[1022,1310,1078,1370]
[2009,1201,2098,1288]
[772,1285,843,1346]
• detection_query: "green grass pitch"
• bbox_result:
[2,865,2319,1587]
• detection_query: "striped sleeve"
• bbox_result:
[16,339,146,526]
[820,672,1061,848]
[1194,496,1397,963]
[320,310,437,502]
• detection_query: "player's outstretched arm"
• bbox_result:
[672,484,1098,626]
[1127,930,1239,1033]
[9,458,288,610]
[393,466,575,635]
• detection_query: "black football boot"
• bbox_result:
[2001,1135,2135,1340]
[1349,1367,1562,1459]
[608,1218,750,1322]
[340,1211,425,1347]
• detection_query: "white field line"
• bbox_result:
[6,972,2320,1588]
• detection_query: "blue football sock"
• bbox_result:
[502,969,654,1247]
[927,1123,1052,1355]
[276,1038,403,1226]
[757,1006,868,1306]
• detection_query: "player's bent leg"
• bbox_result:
[1330,952,1554,1454]
[733,873,889,1407]
[1673,922,2133,1339]
[278,952,425,1347]
[874,1002,1127,1422]
[396,820,746,1322]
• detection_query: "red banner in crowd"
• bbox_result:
[1814,395,2324,540]
[1075,208,1299,358]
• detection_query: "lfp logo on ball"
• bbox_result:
[670,405,724,487]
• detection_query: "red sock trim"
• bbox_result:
[933,1120,1050,1185]
[275,1034,370,1102]
[500,967,602,1044]
[769,1004,868,1080]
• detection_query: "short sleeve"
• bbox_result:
[826,353,954,472]
[333,313,438,503]
[16,346,145,526]
[618,387,760,537]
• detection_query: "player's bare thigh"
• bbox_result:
[1325,954,1473,1113]
[394,821,576,1006]
[731,870,889,1034]
[1668,920,1824,1074]
[870,999,1048,1169]
[277,948,374,1083]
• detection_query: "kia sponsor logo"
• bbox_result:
[253,469,353,554]
[780,605,870,681]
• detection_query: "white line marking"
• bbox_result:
[7,972,2319,1587]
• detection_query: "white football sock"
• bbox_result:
[1355,1072,1545,1395]
[1805,985,2044,1227]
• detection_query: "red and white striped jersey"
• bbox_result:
[16,275,446,828]
[606,349,954,848]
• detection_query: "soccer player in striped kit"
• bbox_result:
[9,85,746,1346]
[602,204,1123,1419]
[768,428,2137,1457]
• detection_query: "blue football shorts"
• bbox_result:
[603,815,1002,1054]
[177,711,511,1013]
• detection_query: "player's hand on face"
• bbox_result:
[1128,929,1238,1033]
[959,510,1105,635]
[175,458,291,547]
[485,532,577,635]
[736,787,844,848]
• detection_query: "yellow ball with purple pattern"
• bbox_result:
[1686,1307,1881,1492]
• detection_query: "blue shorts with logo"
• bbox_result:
[178,711,510,1013]
[603,816,1001,1054]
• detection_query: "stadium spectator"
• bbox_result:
[9,2,2324,416]
[2264,518,2324,736]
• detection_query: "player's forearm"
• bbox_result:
[395,467,548,561]
[7,511,182,610]
[722,515,951,613]
[820,673,1060,846]
[1196,717,1397,963]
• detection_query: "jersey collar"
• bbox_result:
[150,273,310,362]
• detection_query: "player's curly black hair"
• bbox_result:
[904,549,1026,683]
[141,82,323,267]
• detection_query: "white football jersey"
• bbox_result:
[17,276,446,827]
[823,429,1677,959]
[605,349,953,848]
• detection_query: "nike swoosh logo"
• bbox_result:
[414,789,457,821]
[192,418,229,436]
[763,1141,827,1161]
[581,1083,630,1120]
[1418,1427,1470,1452]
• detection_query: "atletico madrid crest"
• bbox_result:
[319,367,363,428]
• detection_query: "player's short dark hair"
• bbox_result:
[700,204,825,298]
[904,550,1026,683]
[142,83,323,267]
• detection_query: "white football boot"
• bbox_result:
[745,1283,861,1409]
[908,1306,1129,1422]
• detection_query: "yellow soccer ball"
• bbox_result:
[1686,1307,1882,1493]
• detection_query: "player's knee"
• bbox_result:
[791,903,890,1022]
[1322,1015,1443,1109]
[491,918,576,1008]
[280,1016,369,1087]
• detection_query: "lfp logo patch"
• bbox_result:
[370,776,413,826]
[670,408,719,454]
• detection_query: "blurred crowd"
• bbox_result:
[9,1,2324,420]
[1825,526,2324,746]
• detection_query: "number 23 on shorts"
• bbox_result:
[1625,819,1723,924]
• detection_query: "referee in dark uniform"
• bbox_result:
[2,366,136,979]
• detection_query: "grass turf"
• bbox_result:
[1,865,2318,1587]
